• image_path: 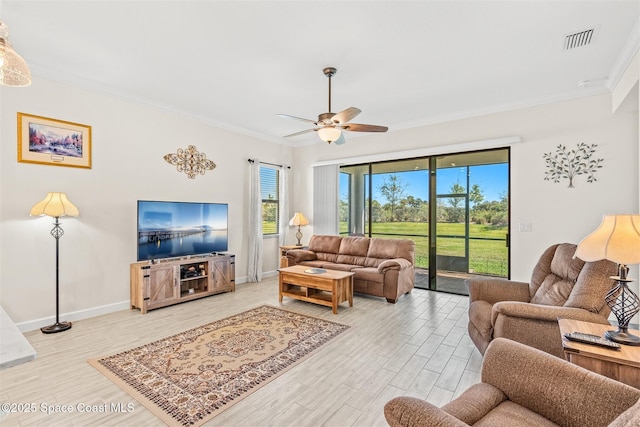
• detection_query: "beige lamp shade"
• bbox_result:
[575,214,640,265]
[30,192,80,218]
[289,212,309,227]
[0,21,31,87]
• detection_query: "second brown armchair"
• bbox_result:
[467,243,618,358]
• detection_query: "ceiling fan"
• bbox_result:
[278,67,388,145]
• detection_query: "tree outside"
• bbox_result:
[341,167,509,276]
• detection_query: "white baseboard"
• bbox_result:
[16,300,131,333]
[16,274,270,332]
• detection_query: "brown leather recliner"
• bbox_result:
[467,243,618,358]
[384,338,640,427]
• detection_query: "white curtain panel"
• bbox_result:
[278,166,289,246]
[247,160,263,282]
[313,164,340,236]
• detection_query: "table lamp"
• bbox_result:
[575,214,640,345]
[289,212,309,246]
[30,192,79,334]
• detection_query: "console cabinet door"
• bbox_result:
[147,265,177,307]
[212,258,232,291]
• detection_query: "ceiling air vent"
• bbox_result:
[564,28,595,50]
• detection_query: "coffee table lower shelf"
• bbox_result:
[278,266,354,314]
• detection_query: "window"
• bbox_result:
[260,166,279,235]
[340,148,510,295]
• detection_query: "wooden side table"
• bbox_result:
[279,245,307,268]
[558,318,640,389]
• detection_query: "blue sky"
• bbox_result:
[138,201,228,229]
[340,163,508,203]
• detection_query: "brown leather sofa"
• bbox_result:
[467,243,618,358]
[285,235,415,303]
[384,338,640,427]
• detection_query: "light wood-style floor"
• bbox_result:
[0,276,482,426]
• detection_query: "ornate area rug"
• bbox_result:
[89,305,349,426]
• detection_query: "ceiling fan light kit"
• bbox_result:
[318,127,342,143]
[278,67,388,145]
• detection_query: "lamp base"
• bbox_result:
[605,328,640,346]
[41,321,72,334]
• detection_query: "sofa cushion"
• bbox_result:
[298,260,330,268]
[441,383,506,425]
[530,244,583,306]
[609,398,640,427]
[468,300,494,341]
[564,258,618,313]
[364,238,415,268]
[307,235,342,263]
[550,243,583,281]
[473,401,559,427]
[336,236,370,266]
[287,249,317,262]
[323,263,357,272]
[351,267,384,283]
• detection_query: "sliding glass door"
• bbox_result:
[340,148,509,295]
[433,151,509,292]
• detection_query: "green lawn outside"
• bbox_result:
[269,220,508,276]
[342,221,508,276]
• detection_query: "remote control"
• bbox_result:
[564,332,621,350]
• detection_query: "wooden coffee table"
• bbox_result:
[558,318,640,388]
[278,265,354,314]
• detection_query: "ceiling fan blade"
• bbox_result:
[283,128,316,138]
[277,113,317,124]
[341,123,388,133]
[333,132,346,145]
[331,107,361,124]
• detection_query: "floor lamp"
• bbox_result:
[30,192,79,334]
[575,214,640,346]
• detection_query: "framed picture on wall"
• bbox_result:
[17,113,92,169]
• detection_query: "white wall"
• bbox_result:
[2,78,637,331]
[0,76,292,329]
[292,93,639,282]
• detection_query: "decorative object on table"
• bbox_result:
[89,305,349,426]
[289,212,309,246]
[18,113,92,168]
[164,144,216,179]
[576,214,640,346]
[278,67,388,145]
[30,192,79,334]
[0,21,31,87]
[304,268,327,274]
[543,143,603,188]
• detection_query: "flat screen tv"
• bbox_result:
[137,200,228,261]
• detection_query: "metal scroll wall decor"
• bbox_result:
[164,145,216,179]
[543,143,603,188]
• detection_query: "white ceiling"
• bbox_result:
[2,1,638,145]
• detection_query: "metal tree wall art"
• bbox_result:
[543,143,603,188]
[164,145,216,179]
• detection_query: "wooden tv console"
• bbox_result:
[130,253,235,314]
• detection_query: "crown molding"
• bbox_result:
[606,16,640,91]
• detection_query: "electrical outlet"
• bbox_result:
[519,222,532,232]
